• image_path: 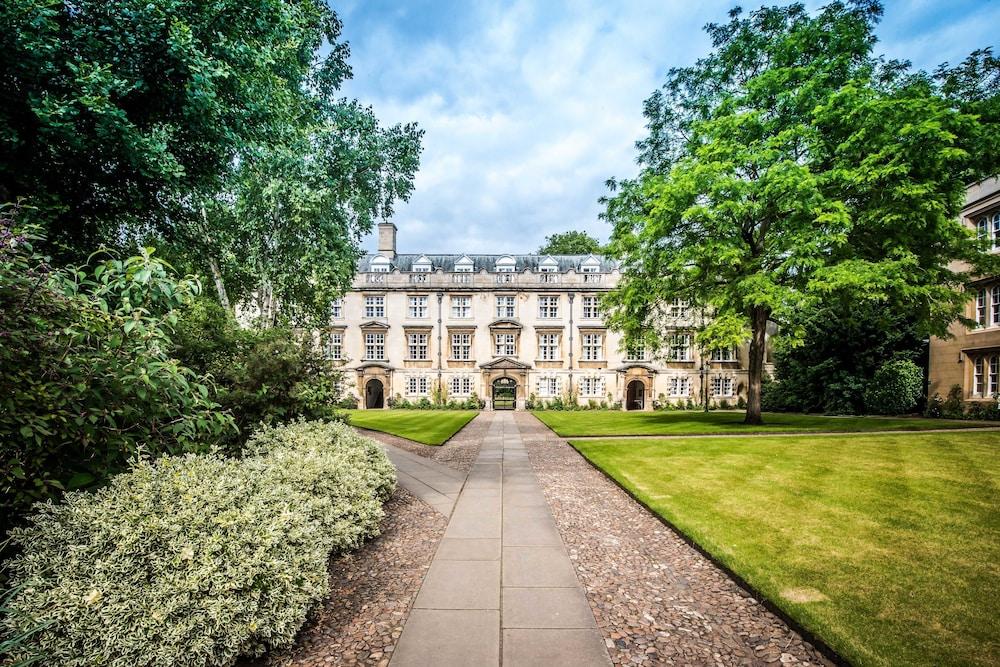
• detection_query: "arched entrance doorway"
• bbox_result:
[626,380,645,411]
[492,377,517,410]
[365,379,384,409]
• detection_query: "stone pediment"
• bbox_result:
[355,361,394,371]
[488,318,522,330]
[480,357,532,370]
[614,362,658,374]
[359,320,390,329]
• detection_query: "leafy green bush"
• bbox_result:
[0,212,233,531]
[2,420,395,667]
[864,359,924,415]
[172,298,347,451]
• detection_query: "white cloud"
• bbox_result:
[337,0,998,255]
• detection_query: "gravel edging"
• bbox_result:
[251,487,447,667]
[515,412,835,667]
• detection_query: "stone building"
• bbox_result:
[330,222,755,410]
[928,177,1000,403]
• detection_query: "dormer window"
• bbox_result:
[370,255,391,273]
[454,255,474,273]
[496,256,516,272]
[539,256,558,273]
[413,255,433,272]
[580,255,601,273]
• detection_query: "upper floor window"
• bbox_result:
[581,265,599,273]
[668,333,692,361]
[370,256,390,273]
[451,296,472,318]
[451,332,472,360]
[625,345,646,361]
[538,333,560,361]
[992,286,1000,326]
[364,296,385,318]
[365,332,385,360]
[325,332,342,360]
[330,298,343,319]
[495,333,516,356]
[413,256,433,272]
[582,333,603,361]
[455,256,474,273]
[977,288,988,327]
[408,295,428,318]
[407,333,429,360]
[976,212,1000,249]
[669,298,689,318]
[711,347,736,362]
[496,296,516,318]
[538,295,559,318]
[582,296,601,319]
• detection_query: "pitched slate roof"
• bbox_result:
[358,253,617,273]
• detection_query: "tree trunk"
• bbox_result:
[207,256,232,314]
[744,306,771,425]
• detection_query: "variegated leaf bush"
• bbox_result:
[2,420,396,666]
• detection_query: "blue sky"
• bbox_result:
[334,0,1000,255]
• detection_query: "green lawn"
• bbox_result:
[345,409,477,445]
[533,409,993,437]
[571,432,1000,667]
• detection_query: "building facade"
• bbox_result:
[330,223,757,410]
[928,177,1000,403]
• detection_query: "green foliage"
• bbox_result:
[0,0,422,321]
[766,302,925,414]
[537,230,603,255]
[2,420,395,667]
[171,298,347,450]
[0,210,233,532]
[602,2,999,424]
[864,360,925,415]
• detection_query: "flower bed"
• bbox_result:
[2,420,395,667]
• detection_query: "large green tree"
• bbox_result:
[0,0,421,321]
[537,230,603,255]
[603,1,997,424]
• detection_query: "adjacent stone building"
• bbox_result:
[928,177,1000,403]
[330,223,757,410]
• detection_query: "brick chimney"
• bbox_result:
[377,222,397,260]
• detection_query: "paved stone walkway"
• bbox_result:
[390,412,612,666]
[381,444,466,516]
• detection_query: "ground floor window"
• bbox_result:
[669,376,690,397]
[579,376,604,397]
[537,375,561,397]
[450,375,473,396]
[712,376,734,397]
[406,376,429,396]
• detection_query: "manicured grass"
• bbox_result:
[533,409,994,437]
[570,432,1000,667]
[345,409,477,445]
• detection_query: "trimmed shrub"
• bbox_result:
[2,420,395,667]
[864,359,924,415]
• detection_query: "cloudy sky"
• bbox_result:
[335,0,1000,255]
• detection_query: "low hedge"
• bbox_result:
[2,420,396,667]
